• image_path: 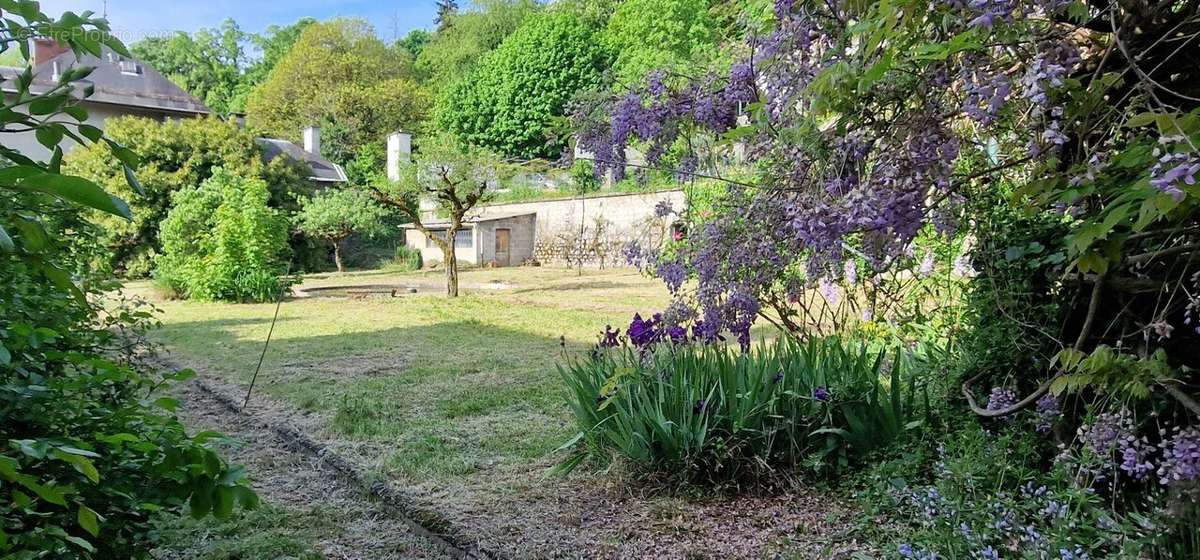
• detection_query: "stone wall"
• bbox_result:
[469,190,684,267]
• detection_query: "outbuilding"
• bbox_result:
[401,212,536,268]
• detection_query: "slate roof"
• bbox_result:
[256,138,349,183]
[1,45,209,115]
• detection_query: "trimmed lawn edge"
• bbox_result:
[186,374,495,560]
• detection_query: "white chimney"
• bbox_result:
[302,126,321,157]
[386,131,412,181]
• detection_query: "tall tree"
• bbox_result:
[373,135,507,297]
[435,0,460,31]
[245,18,429,162]
[601,0,721,85]
[437,8,611,159]
[131,18,246,114]
[415,0,540,93]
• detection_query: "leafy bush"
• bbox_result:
[63,116,308,277]
[392,245,423,271]
[155,168,293,302]
[557,319,925,483]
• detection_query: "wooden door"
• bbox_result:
[495,228,511,267]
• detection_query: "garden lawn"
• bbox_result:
[137,267,844,557]
[133,267,670,484]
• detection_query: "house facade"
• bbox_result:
[0,39,210,160]
[402,212,537,267]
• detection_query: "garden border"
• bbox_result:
[188,376,496,560]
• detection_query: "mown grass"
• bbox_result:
[131,267,680,484]
[151,505,327,560]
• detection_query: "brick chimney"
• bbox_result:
[32,38,70,66]
[302,126,321,157]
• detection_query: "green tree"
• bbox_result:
[155,168,292,301]
[437,9,611,159]
[397,28,431,59]
[601,0,721,85]
[294,188,388,272]
[63,116,308,277]
[246,18,428,161]
[435,0,460,31]
[131,18,247,115]
[372,135,508,297]
[415,0,540,93]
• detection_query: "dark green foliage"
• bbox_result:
[1,7,255,556]
[959,189,1071,390]
[437,9,612,159]
[557,338,924,484]
[155,168,293,302]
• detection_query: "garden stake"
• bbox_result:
[243,265,291,411]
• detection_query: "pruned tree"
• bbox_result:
[372,135,506,297]
[294,188,388,272]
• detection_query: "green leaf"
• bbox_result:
[77,504,100,537]
[51,449,100,483]
[189,487,212,519]
[233,485,259,509]
[154,397,179,412]
[17,173,131,219]
[123,164,144,196]
[0,344,10,365]
[212,485,235,519]
[1124,112,1159,128]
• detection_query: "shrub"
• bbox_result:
[557,319,925,484]
[155,168,293,302]
[392,245,423,271]
[63,116,309,276]
[293,188,389,273]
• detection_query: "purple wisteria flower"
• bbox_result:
[1034,393,1060,433]
[1157,426,1200,486]
[1149,152,1199,201]
[654,200,675,218]
[986,387,1018,416]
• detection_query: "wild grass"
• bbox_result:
[129,267,694,485]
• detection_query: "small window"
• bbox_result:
[118,59,141,76]
[454,229,472,249]
[425,229,473,249]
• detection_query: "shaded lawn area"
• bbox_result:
[135,267,672,485]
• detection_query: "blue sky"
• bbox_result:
[40,1,448,43]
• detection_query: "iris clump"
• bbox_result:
[556,322,926,484]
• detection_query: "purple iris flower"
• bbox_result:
[813,386,831,402]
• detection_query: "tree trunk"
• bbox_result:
[443,243,459,297]
[332,239,345,273]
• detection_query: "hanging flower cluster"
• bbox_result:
[574,0,1095,343]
